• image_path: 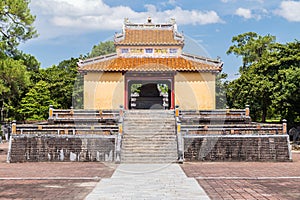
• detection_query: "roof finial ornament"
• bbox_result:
[170,18,176,24]
[124,18,129,24]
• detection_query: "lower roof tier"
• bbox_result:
[78,53,223,73]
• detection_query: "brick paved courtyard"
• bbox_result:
[1,141,300,199]
[0,142,116,200]
[182,152,300,200]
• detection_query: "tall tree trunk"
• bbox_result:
[262,103,267,122]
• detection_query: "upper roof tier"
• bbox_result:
[114,18,184,46]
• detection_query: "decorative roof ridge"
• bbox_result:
[123,17,175,30]
[181,53,223,67]
[114,17,184,44]
[78,53,117,67]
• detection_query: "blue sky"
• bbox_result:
[20,0,300,80]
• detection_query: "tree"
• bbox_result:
[0,57,30,120]
[226,66,273,122]
[87,41,116,58]
[227,32,275,72]
[41,58,81,109]
[18,80,57,120]
[0,0,37,56]
[13,51,41,83]
[270,41,300,124]
[227,32,300,123]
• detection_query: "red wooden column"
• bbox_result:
[171,90,175,109]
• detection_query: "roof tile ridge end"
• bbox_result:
[78,53,118,66]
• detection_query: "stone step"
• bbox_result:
[124,115,174,118]
[123,129,175,135]
[122,148,177,151]
[122,144,177,148]
[122,155,178,159]
[122,140,176,145]
[122,142,177,146]
[121,143,177,150]
[124,111,174,115]
[124,123,175,127]
[123,132,175,135]
[121,154,177,158]
[122,134,176,138]
[121,157,177,160]
[123,124,175,128]
[121,143,177,149]
[121,151,177,156]
[121,157,178,162]
[123,131,175,135]
[121,153,177,156]
[124,116,175,119]
[122,139,176,143]
[123,127,175,131]
[120,159,178,164]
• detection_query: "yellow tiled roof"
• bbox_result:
[78,55,222,72]
[115,29,183,46]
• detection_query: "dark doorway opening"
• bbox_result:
[124,72,175,110]
[129,81,171,109]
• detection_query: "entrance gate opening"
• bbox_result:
[124,73,175,110]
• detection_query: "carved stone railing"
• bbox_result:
[176,106,287,135]
[48,106,120,124]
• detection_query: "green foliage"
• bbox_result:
[40,58,82,109]
[87,41,116,58]
[216,73,228,109]
[227,32,276,72]
[270,41,300,123]
[0,0,37,56]
[227,32,300,123]
[131,84,141,94]
[13,50,41,83]
[0,56,30,120]
[18,81,58,120]
[72,73,84,109]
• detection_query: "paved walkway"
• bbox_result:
[85,164,209,200]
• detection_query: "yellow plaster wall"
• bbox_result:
[175,72,216,110]
[84,72,124,109]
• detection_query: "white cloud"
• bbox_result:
[275,1,300,22]
[30,0,223,40]
[235,8,252,19]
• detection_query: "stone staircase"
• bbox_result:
[121,110,178,163]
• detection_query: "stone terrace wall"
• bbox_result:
[8,135,116,163]
[184,135,291,162]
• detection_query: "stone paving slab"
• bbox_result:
[86,164,209,200]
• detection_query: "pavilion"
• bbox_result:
[78,18,223,110]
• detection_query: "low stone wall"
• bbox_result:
[8,134,116,163]
[184,135,291,162]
